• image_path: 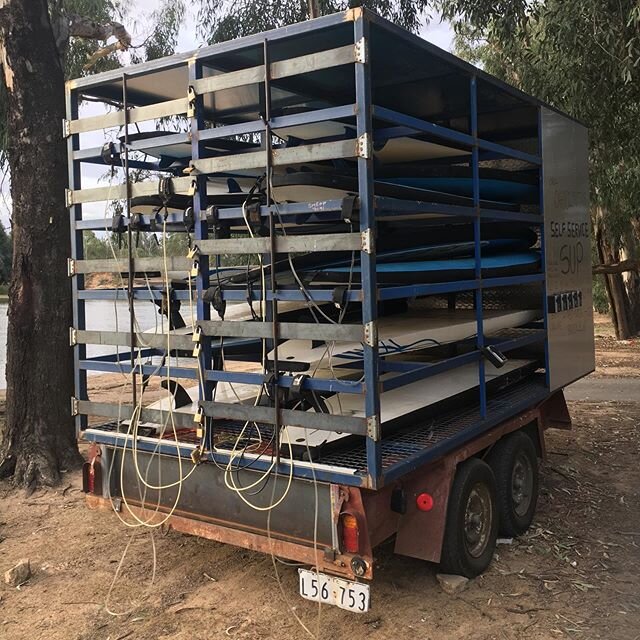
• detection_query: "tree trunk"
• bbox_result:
[0,0,81,487]
[623,220,640,335]
[594,207,633,340]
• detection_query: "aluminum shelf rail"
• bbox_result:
[67,7,551,489]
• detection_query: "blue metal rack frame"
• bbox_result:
[66,8,552,490]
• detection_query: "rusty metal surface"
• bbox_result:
[115,448,335,546]
[390,397,556,564]
[85,494,372,580]
[539,390,572,430]
[393,458,454,563]
[85,394,565,575]
[361,484,400,549]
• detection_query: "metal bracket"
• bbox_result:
[187,85,196,118]
[69,327,77,346]
[291,374,308,395]
[62,118,71,138]
[366,414,380,439]
[356,133,371,159]
[71,397,79,417]
[354,37,367,64]
[361,228,373,254]
[65,189,74,208]
[363,320,377,347]
[67,258,76,277]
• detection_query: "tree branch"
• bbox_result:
[67,14,131,46]
[67,14,132,69]
[593,259,640,275]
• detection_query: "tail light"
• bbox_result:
[340,513,360,553]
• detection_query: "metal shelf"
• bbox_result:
[67,7,552,489]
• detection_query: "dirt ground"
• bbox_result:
[0,316,639,640]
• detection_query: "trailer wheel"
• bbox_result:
[487,431,539,537]
[439,458,498,578]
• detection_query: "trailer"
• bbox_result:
[67,8,594,613]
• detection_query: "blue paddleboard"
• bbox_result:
[311,251,541,284]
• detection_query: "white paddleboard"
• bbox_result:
[285,358,534,449]
[274,121,464,163]
[270,309,539,369]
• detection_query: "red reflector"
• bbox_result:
[416,492,434,512]
[341,514,360,553]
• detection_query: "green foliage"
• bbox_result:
[592,276,610,314]
[196,0,431,44]
[129,0,187,63]
[58,0,128,79]
[83,229,189,259]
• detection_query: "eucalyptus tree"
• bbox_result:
[0,0,183,488]
[434,0,640,337]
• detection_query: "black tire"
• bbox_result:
[439,458,498,578]
[487,431,539,537]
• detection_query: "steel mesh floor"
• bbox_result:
[318,375,548,472]
[87,376,549,478]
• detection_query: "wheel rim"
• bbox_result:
[464,482,493,558]
[511,452,533,518]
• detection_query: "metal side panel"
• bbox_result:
[109,448,335,547]
[541,107,595,391]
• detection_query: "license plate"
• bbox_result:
[298,569,370,613]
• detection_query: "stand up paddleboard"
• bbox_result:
[271,172,519,211]
[309,251,541,285]
[269,309,540,370]
[222,225,538,287]
[376,166,539,204]
[273,121,465,163]
[284,358,537,454]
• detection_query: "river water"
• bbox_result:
[0,300,161,389]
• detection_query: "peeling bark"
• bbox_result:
[0,0,81,487]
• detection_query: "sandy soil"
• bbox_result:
[0,317,639,640]
[593,313,640,378]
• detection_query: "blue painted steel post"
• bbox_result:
[188,60,214,423]
[262,38,283,451]
[470,76,487,418]
[66,84,87,433]
[354,11,381,488]
[537,107,550,388]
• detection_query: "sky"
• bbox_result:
[0,4,454,227]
